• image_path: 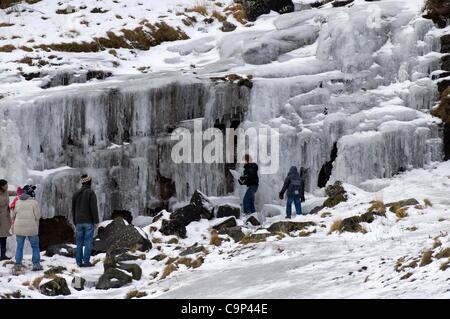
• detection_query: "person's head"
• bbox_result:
[81,174,92,186]
[289,166,298,174]
[23,185,36,198]
[0,179,7,192]
[244,154,252,164]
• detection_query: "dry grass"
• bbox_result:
[0,45,16,52]
[395,207,408,219]
[0,22,14,27]
[167,237,179,245]
[440,259,450,271]
[19,46,33,52]
[211,10,227,22]
[125,290,147,299]
[0,0,21,9]
[176,257,192,267]
[435,247,450,259]
[32,276,43,290]
[16,56,33,65]
[419,250,433,267]
[328,219,343,234]
[423,198,433,207]
[186,5,208,16]
[368,200,386,214]
[191,256,204,269]
[161,263,177,279]
[224,3,246,24]
[209,230,222,246]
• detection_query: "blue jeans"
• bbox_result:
[76,223,94,265]
[15,235,41,266]
[286,196,302,217]
[243,186,258,215]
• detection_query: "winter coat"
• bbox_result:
[239,163,259,187]
[11,194,41,237]
[0,190,12,237]
[72,185,99,225]
[280,166,305,200]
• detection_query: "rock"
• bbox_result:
[386,199,420,212]
[244,0,294,22]
[180,243,208,256]
[117,263,142,280]
[323,181,348,208]
[40,277,71,296]
[96,268,132,290]
[332,0,354,7]
[152,254,167,262]
[240,232,271,244]
[44,266,67,277]
[190,190,214,220]
[219,226,245,242]
[221,21,237,32]
[171,204,202,226]
[45,244,76,258]
[71,276,86,291]
[39,216,74,252]
[111,210,133,224]
[160,218,187,238]
[215,204,241,219]
[309,206,324,215]
[212,217,237,231]
[340,216,366,233]
[93,218,152,254]
[152,212,164,223]
[246,215,261,226]
[268,221,316,234]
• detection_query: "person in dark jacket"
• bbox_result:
[72,175,99,267]
[238,154,259,215]
[279,166,305,219]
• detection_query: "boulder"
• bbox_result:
[39,216,74,252]
[45,244,76,258]
[212,217,237,232]
[386,199,419,212]
[246,215,261,226]
[180,243,208,256]
[190,190,214,220]
[219,226,246,242]
[111,210,133,224]
[71,276,86,291]
[268,221,316,234]
[309,206,324,215]
[171,204,202,226]
[323,181,348,208]
[93,218,152,254]
[244,0,294,22]
[96,268,132,290]
[160,218,187,238]
[240,232,271,244]
[44,266,67,277]
[340,216,366,233]
[221,21,237,32]
[215,204,241,219]
[117,263,142,281]
[40,277,71,296]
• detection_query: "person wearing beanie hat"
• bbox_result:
[0,179,15,261]
[72,174,99,267]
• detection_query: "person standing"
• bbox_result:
[12,185,42,271]
[0,179,14,261]
[72,175,99,267]
[279,166,305,219]
[238,154,259,215]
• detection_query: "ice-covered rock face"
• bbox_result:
[0,0,444,219]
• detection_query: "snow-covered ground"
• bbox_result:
[1,161,449,299]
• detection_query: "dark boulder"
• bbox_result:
[244,0,294,22]
[219,226,245,242]
[340,216,366,233]
[190,190,214,220]
[323,181,348,208]
[39,216,74,252]
[221,21,237,32]
[71,276,86,291]
[171,204,202,226]
[309,206,324,215]
[215,204,241,219]
[45,244,76,258]
[40,277,71,296]
[111,210,133,224]
[93,218,152,254]
[44,266,67,277]
[180,243,208,256]
[246,215,261,226]
[268,221,316,234]
[96,268,132,290]
[332,0,354,7]
[117,263,142,281]
[160,218,187,238]
[212,217,237,232]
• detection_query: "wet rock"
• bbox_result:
[111,210,133,224]
[212,217,237,232]
[246,215,261,226]
[71,276,86,291]
[386,199,419,212]
[160,218,187,238]
[39,216,74,252]
[45,244,76,258]
[93,218,152,254]
[268,221,316,234]
[215,204,241,219]
[180,243,208,256]
[190,190,214,220]
[221,21,237,32]
[219,226,245,242]
[40,277,71,296]
[323,181,348,208]
[96,268,132,290]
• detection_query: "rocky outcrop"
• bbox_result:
[212,217,237,231]
[180,243,208,256]
[93,218,152,254]
[40,277,71,296]
[323,181,348,208]
[246,215,261,226]
[38,216,74,252]
[189,190,214,220]
[219,226,246,242]
[215,204,241,219]
[243,0,294,22]
[268,221,316,234]
[386,199,419,212]
[111,210,133,224]
[160,218,187,238]
[96,268,132,290]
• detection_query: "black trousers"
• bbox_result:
[0,237,7,257]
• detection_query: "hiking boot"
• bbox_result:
[32,264,43,271]
[285,215,291,219]
[0,256,11,261]
[81,262,93,268]
[12,264,24,276]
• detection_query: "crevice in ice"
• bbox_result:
[317,142,338,188]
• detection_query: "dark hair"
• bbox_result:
[81,174,92,186]
[0,179,7,188]
[244,154,251,163]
